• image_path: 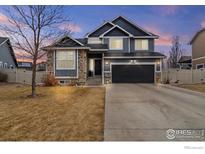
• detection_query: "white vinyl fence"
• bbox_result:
[162,68,205,84]
[0,68,46,85]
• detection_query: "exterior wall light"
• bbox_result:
[157,60,160,65]
[105,61,109,65]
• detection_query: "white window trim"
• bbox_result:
[135,39,149,50]
[87,37,102,44]
[0,61,3,68]
[109,38,123,50]
[4,63,8,68]
[196,63,204,69]
[53,50,79,79]
[56,50,76,70]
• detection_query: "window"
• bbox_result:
[4,63,8,68]
[135,39,148,50]
[109,38,123,50]
[0,61,3,68]
[56,51,75,70]
[196,64,204,69]
[88,38,102,44]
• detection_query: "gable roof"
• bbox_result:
[86,16,158,38]
[111,16,154,36]
[0,37,8,45]
[100,25,133,37]
[0,37,18,67]
[190,28,205,44]
[43,36,108,51]
[86,22,114,37]
[53,36,85,47]
[43,36,90,50]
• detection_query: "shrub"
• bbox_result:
[43,74,58,86]
[0,72,8,82]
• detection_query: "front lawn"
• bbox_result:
[177,83,205,94]
[0,83,105,141]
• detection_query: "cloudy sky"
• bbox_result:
[1,5,205,57]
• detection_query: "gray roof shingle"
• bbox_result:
[76,38,108,50]
[178,56,192,63]
[0,37,8,44]
[52,36,84,47]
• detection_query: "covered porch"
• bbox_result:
[86,52,104,85]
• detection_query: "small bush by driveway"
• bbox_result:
[0,84,105,141]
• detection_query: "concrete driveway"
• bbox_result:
[104,84,205,141]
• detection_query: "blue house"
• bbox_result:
[44,16,165,85]
[0,37,17,69]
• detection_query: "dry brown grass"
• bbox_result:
[177,83,205,93]
[0,83,105,141]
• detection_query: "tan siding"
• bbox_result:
[192,58,205,69]
[192,31,205,59]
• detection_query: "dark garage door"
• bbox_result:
[112,65,155,83]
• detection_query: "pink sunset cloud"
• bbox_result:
[59,23,82,33]
[0,13,12,26]
[145,26,172,46]
[200,21,205,28]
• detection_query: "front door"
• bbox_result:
[94,59,102,75]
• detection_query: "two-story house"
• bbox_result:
[190,28,205,69]
[44,16,165,85]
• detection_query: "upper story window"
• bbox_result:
[109,38,123,50]
[87,38,102,44]
[56,51,75,70]
[135,39,148,50]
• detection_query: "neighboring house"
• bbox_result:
[0,37,17,69]
[18,61,33,70]
[190,28,205,69]
[43,16,165,85]
[178,56,192,69]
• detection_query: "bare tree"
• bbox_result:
[168,36,182,68]
[0,6,71,97]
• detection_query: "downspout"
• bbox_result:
[102,53,104,85]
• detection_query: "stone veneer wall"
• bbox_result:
[46,50,87,85]
[46,51,54,75]
[77,49,87,85]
